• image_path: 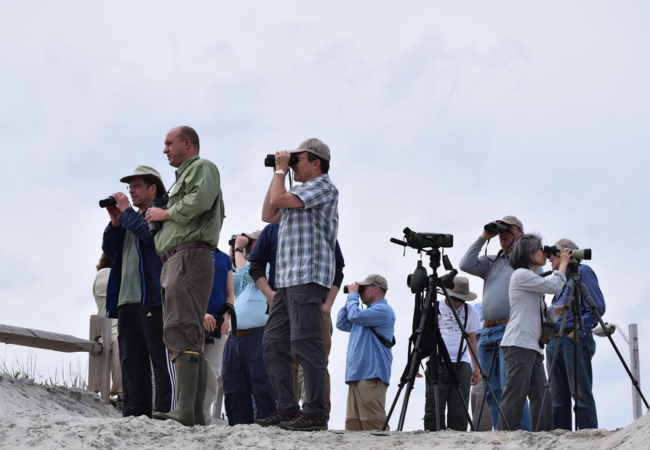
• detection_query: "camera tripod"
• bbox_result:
[472,346,499,429]
[383,243,511,431]
[538,262,649,431]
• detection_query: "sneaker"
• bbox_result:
[280,412,328,431]
[255,410,296,427]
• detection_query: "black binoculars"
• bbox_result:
[343,285,366,295]
[264,154,299,168]
[484,222,510,234]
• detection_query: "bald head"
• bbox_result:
[174,126,200,151]
[164,126,200,168]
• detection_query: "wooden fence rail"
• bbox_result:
[0,316,113,404]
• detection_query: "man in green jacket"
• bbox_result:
[148,125,225,426]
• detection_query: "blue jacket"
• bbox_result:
[102,208,163,318]
[551,264,606,335]
[336,294,395,385]
[207,250,233,315]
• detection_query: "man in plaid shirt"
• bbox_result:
[258,138,339,431]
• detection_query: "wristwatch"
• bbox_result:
[275,169,286,176]
[234,247,246,253]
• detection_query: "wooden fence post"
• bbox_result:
[88,315,111,404]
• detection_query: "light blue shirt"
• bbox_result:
[336,293,395,385]
[233,262,269,330]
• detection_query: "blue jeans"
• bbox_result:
[478,324,531,430]
[545,329,598,430]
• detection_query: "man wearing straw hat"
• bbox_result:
[102,165,174,418]
[423,276,481,431]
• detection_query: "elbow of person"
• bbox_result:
[268,198,284,209]
[261,211,275,222]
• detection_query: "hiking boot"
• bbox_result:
[255,409,297,427]
[280,412,328,431]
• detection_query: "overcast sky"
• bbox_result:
[1,1,649,432]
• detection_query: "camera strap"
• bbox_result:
[370,327,396,348]
[163,157,200,199]
[538,297,555,348]
[485,231,515,262]
[219,303,237,335]
[455,303,469,368]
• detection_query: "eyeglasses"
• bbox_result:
[127,183,146,190]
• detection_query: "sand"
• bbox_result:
[1,375,646,450]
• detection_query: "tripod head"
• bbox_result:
[567,261,582,281]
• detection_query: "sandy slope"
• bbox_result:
[1,375,646,450]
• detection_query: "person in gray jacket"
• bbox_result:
[496,234,572,431]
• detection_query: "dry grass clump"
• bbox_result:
[0,347,87,389]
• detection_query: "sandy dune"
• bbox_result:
[1,375,645,450]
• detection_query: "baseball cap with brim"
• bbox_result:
[496,215,524,233]
[358,274,388,291]
[441,276,477,303]
[242,230,262,241]
[289,138,331,162]
[120,165,166,193]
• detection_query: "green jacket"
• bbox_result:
[155,155,225,256]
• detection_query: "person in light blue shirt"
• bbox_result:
[337,274,395,431]
[222,231,275,425]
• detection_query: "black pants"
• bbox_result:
[424,362,472,431]
[118,303,174,417]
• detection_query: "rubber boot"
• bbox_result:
[153,352,199,426]
[194,358,207,426]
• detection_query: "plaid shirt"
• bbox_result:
[276,174,339,289]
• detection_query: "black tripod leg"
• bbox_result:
[537,306,572,431]
[454,375,475,431]
[383,383,405,431]
[385,341,421,431]
[579,282,650,410]
[480,348,512,430]
[475,346,497,430]
[571,291,583,430]
[437,283,509,431]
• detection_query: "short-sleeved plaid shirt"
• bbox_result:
[276,174,339,289]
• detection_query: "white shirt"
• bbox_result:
[438,299,481,364]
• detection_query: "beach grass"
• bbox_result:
[0,348,87,389]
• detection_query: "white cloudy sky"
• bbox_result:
[1,0,649,431]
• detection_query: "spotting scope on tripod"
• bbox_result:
[385,227,510,432]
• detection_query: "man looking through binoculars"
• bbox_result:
[459,215,531,430]
[222,231,276,425]
[259,138,338,431]
[101,165,174,418]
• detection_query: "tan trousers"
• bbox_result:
[345,378,388,431]
[160,247,214,361]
